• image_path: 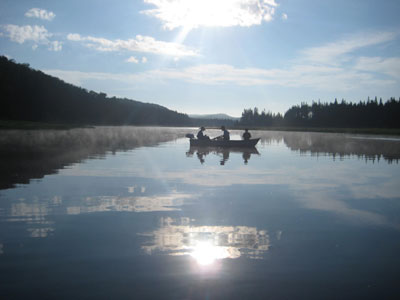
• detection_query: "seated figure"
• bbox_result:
[197,127,210,140]
[242,129,251,140]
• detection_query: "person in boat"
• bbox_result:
[197,126,210,140]
[242,128,251,141]
[221,126,230,141]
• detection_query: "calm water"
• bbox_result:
[1,127,400,299]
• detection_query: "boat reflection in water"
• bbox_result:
[186,146,260,165]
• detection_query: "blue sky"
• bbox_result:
[1,0,400,117]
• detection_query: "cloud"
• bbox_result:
[300,31,397,65]
[48,30,399,92]
[142,0,278,30]
[281,13,288,20]
[44,61,394,93]
[141,31,399,90]
[2,24,51,44]
[354,56,400,79]
[66,33,81,41]
[126,56,148,64]
[43,69,130,86]
[49,40,62,52]
[126,56,139,63]
[1,24,62,51]
[67,33,198,57]
[25,8,56,21]
[142,63,394,91]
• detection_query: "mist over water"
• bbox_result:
[1,127,398,189]
[1,127,400,299]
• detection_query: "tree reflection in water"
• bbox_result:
[0,127,189,190]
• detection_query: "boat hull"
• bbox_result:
[189,138,260,148]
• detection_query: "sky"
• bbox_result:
[1,0,400,117]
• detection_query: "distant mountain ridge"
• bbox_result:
[189,113,239,120]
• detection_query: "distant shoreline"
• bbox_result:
[0,120,86,130]
[1,119,400,136]
[231,126,400,136]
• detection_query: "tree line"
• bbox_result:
[237,98,400,128]
[2,56,399,129]
[0,56,190,126]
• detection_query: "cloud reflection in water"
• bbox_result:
[66,192,192,214]
[141,217,270,266]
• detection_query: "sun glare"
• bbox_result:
[144,0,277,31]
[190,241,230,266]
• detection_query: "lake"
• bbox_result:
[1,127,400,299]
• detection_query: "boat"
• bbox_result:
[187,145,259,165]
[188,145,259,156]
[189,138,260,148]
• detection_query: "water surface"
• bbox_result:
[1,127,400,299]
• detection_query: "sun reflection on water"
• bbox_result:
[190,241,231,266]
[141,217,271,268]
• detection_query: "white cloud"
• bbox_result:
[142,0,278,30]
[43,69,128,86]
[25,8,56,21]
[49,40,62,51]
[141,63,393,91]
[301,31,397,65]
[126,56,139,63]
[281,13,288,20]
[354,56,400,79]
[45,62,392,93]
[48,30,400,92]
[126,56,148,64]
[2,24,52,44]
[67,33,198,57]
[66,33,81,41]
[1,24,62,51]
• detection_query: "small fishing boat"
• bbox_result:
[189,137,260,148]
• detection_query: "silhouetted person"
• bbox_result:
[242,128,251,140]
[221,126,230,141]
[197,127,210,140]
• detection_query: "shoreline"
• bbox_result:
[1,120,400,136]
[231,126,400,136]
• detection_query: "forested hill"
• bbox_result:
[238,98,400,129]
[0,56,190,126]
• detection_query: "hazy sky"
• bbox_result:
[1,0,400,117]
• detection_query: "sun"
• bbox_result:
[144,0,277,31]
[144,0,278,49]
